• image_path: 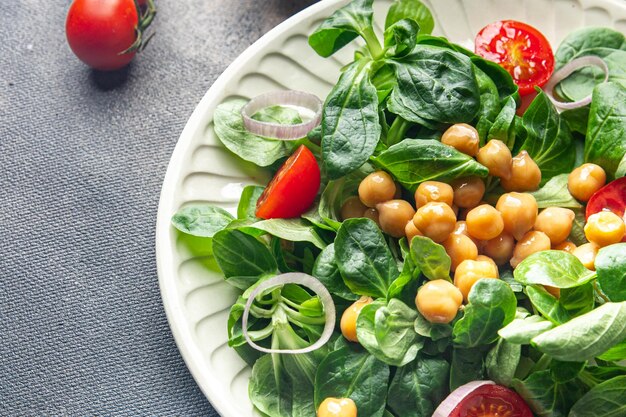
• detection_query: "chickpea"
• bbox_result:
[453,220,470,236]
[415,181,454,208]
[476,139,513,180]
[544,285,561,299]
[500,150,542,192]
[466,204,504,241]
[362,208,380,226]
[584,211,625,248]
[568,163,606,202]
[476,255,499,274]
[510,230,551,268]
[441,123,480,156]
[572,242,600,270]
[405,220,423,244]
[553,241,577,253]
[496,192,538,240]
[443,233,478,271]
[415,280,463,323]
[340,296,373,342]
[454,259,499,301]
[358,171,396,207]
[317,397,357,417]
[412,202,457,243]
[482,233,515,266]
[451,177,486,208]
[340,196,367,221]
[534,207,575,245]
[454,220,482,248]
[376,199,416,238]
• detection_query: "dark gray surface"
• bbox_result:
[0,1,317,415]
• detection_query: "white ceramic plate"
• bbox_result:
[156,1,626,415]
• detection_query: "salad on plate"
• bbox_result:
[170,0,626,415]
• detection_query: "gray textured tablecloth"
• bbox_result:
[0,1,317,415]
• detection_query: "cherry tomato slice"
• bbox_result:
[586,176,626,220]
[256,145,321,219]
[475,20,555,96]
[450,384,533,417]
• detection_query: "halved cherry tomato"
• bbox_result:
[586,176,626,221]
[475,20,554,96]
[585,177,626,218]
[256,145,321,219]
[450,384,533,417]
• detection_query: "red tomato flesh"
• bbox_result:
[66,0,140,70]
[450,384,533,417]
[256,145,321,219]
[475,20,555,96]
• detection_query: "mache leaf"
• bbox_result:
[387,355,449,417]
[388,45,480,126]
[518,91,576,182]
[334,218,399,298]
[385,0,434,34]
[531,301,626,362]
[214,99,295,166]
[171,205,234,237]
[453,279,517,348]
[595,243,626,302]
[584,82,626,179]
[309,0,375,57]
[315,346,389,417]
[514,251,596,289]
[373,139,488,192]
[322,60,381,179]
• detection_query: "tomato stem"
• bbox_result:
[138,0,157,32]
[119,0,157,55]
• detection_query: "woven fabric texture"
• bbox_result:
[0,0,317,415]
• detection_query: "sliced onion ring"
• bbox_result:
[242,272,336,355]
[543,56,609,110]
[432,380,495,417]
[241,90,323,140]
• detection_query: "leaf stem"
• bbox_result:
[281,296,304,311]
[284,305,326,325]
[298,137,321,154]
[255,288,281,305]
[593,280,609,303]
[530,353,552,373]
[577,370,598,388]
[386,116,411,146]
[250,303,277,318]
[246,323,275,342]
[361,26,384,60]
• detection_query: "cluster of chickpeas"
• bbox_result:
[319,126,625,417]
[337,125,625,337]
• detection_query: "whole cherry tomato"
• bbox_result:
[475,20,554,96]
[66,0,156,71]
[256,145,321,219]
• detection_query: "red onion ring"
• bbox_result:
[432,380,495,417]
[241,273,336,355]
[241,90,322,140]
[544,56,609,110]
